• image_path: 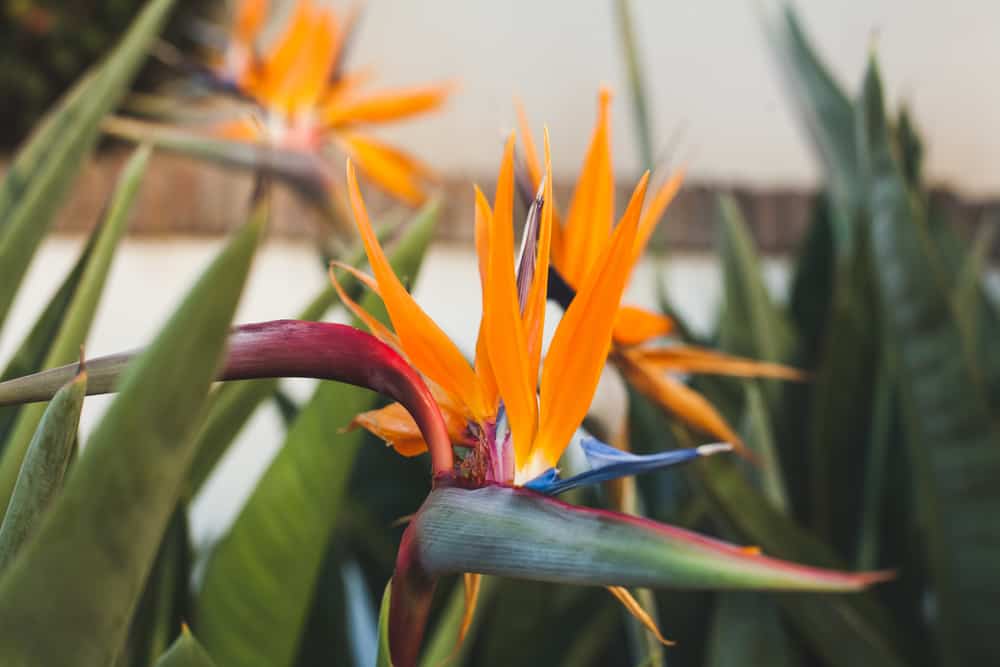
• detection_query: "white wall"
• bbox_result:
[348,0,1000,196]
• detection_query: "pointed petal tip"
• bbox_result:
[696,442,733,457]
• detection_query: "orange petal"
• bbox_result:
[349,400,470,457]
[606,586,674,646]
[522,129,554,385]
[346,160,486,418]
[324,82,454,127]
[534,172,650,469]
[484,135,538,468]
[633,168,684,264]
[233,0,269,44]
[560,87,615,286]
[636,345,806,381]
[212,117,263,142]
[338,133,432,206]
[612,306,675,347]
[249,0,314,102]
[275,7,339,112]
[514,97,543,189]
[473,187,500,413]
[615,349,745,453]
[328,262,401,349]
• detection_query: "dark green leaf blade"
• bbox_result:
[860,56,1000,666]
[0,206,264,666]
[0,145,152,514]
[153,627,218,667]
[0,366,86,571]
[0,0,175,332]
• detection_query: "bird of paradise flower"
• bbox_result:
[331,136,887,664]
[107,0,453,209]
[515,88,803,452]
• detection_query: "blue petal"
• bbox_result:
[524,437,731,496]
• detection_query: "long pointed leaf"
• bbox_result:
[0,205,264,666]
[861,57,1000,666]
[0,366,86,571]
[0,0,175,332]
[0,146,151,514]
[153,627,217,667]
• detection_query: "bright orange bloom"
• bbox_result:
[517,89,802,451]
[337,133,650,483]
[210,0,453,205]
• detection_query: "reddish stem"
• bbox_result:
[222,320,454,477]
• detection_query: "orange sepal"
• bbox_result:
[338,133,433,206]
[612,306,675,346]
[560,87,615,286]
[522,129,554,383]
[328,262,401,349]
[615,348,746,454]
[606,586,674,646]
[483,135,538,469]
[324,82,455,127]
[346,160,486,418]
[534,172,649,469]
[349,400,470,457]
[635,345,807,381]
[233,0,269,45]
[633,168,684,264]
[473,187,500,413]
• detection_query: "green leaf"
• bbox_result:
[120,508,192,667]
[0,226,99,447]
[153,627,218,667]
[768,7,860,249]
[716,194,796,367]
[860,56,1000,666]
[707,593,797,667]
[418,576,498,667]
[0,145,151,516]
[376,582,394,667]
[693,455,908,666]
[414,485,888,592]
[184,203,434,497]
[195,206,437,667]
[613,0,655,172]
[740,384,788,512]
[0,206,264,666]
[0,367,86,571]
[803,230,880,554]
[0,0,175,333]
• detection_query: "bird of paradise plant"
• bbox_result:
[516,89,803,452]
[328,138,887,664]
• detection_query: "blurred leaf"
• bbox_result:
[0,228,99,447]
[715,195,795,372]
[120,508,192,667]
[803,230,879,554]
[184,203,434,498]
[860,56,1000,666]
[855,362,895,571]
[693,454,907,666]
[953,221,997,327]
[0,145,151,514]
[896,107,924,188]
[740,384,787,512]
[0,0,175,332]
[0,205,264,665]
[414,485,887,592]
[614,0,654,171]
[341,561,378,667]
[153,627,217,667]
[103,116,334,215]
[418,576,498,667]
[768,7,860,250]
[376,582,393,667]
[706,593,797,667]
[0,367,85,571]
[196,207,437,667]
